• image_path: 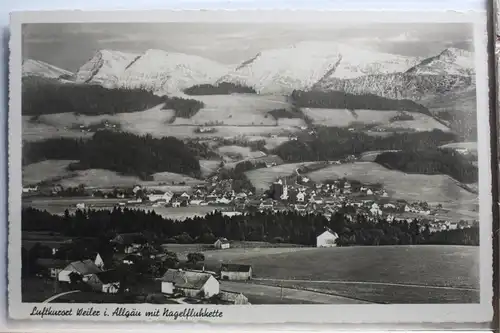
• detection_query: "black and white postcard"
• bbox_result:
[8,10,494,326]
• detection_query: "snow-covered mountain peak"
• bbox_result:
[218,41,421,94]
[75,49,140,87]
[114,49,232,95]
[22,59,74,79]
[406,47,474,76]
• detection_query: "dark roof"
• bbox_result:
[179,262,205,271]
[111,233,146,245]
[221,263,252,272]
[160,269,213,290]
[66,259,102,275]
[95,269,121,284]
[215,237,230,244]
[36,258,71,269]
[319,227,338,237]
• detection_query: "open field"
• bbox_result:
[173,94,290,126]
[23,160,79,186]
[217,145,266,160]
[301,108,399,127]
[376,113,450,132]
[152,172,202,185]
[204,245,479,303]
[23,116,93,142]
[199,159,220,177]
[55,169,202,189]
[359,150,400,162]
[440,141,478,153]
[245,162,319,191]
[306,162,477,204]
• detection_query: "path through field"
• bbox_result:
[43,290,81,303]
[253,278,479,291]
[220,281,369,304]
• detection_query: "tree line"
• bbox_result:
[22,76,205,119]
[291,90,432,115]
[273,127,458,163]
[374,149,478,184]
[23,130,201,179]
[184,82,256,95]
[22,207,479,247]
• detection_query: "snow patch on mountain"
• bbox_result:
[22,59,74,79]
[76,50,141,87]
[115,49,232,95]
[315,73,474,101]
[406,48,474,76]
[217,42,421,94]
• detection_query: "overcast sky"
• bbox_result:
[22,22,473,72]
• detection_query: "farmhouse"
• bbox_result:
[160,269,220,298]
[148,191,174,203]
[58,259,102,282]
[316,228,338,248]
[86,269,121,294]
[220,263,252,281]
[214,237,230,249]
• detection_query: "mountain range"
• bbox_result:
[22,42,475,99]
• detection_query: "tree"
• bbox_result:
[187,252,205,264]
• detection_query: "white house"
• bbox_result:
[180,192,191,200]
[366,189,374,195]
[94,253,105,270]
[58,259,102,282]
[296,192,306,202]
[214,237,230,249]
[148,191,174,203]
[217,197,232,205]
[221,211,242,217]
[370,203,382,216]
[316,228,338,248]
[76,203,86,210]
[160,269,220,298]
[171,201,181,208]
[22,186,38,193]
[220,264,252,281]
[86,269,121,294]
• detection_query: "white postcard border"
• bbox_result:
[7,9,494,326]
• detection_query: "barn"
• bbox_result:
[58,259,102,282]
[86,269,121,294]
[159,269,220,298]
[220,263,252,281]
[316,227,338,247]
[214,237,230,249]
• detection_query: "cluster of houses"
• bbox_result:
[34,232,255,304]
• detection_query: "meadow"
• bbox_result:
[200,245,479,303]
[306,162,477,204]
[244,162,319,191]
[23,159,78,185]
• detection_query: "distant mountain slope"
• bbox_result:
[76,49,231,95]
[22,59,74,80]
[406,48,474,76]
[314,73,473,101]
[217,41,421,94]
[76,49,141,87]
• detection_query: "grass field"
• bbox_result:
[54,169,204,189]
[359,150,400,162]
[217,145,267,160]
[376,113,450,132]
[202,245,479,303]
[172,94,289,126]
[440,141,478,153]
[23,160,79,186]
[245,162,319,191]
[23,116,93,142]
[199,159,220,177]
[306,162,477,204]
